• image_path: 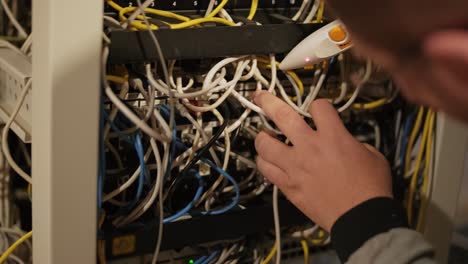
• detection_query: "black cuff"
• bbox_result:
[330,197,408,263]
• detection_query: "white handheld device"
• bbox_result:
[279,20,353,70]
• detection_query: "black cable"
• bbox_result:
[181,103,230,176]
[165,103,230,211]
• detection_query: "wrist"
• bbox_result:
[330,197,409,263]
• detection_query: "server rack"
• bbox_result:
[31,0,468,263]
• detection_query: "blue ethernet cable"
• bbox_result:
[400,111,416,172]
[200,251,220,264]
[200,159,240,216]
[163,170,204,223]
[193,256,207,264]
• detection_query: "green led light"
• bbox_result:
[189,259,194,264]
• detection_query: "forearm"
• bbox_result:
[331,197,435,264]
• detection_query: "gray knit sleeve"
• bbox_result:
[347,228,435,264]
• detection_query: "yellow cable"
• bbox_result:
[261,242,277,264]
[107,75,128,84]
[0,231,32,263]
[301,240,309,264]
[129,20,158,30]
[416,111,435,231]
[247,0,259,20]
[109,1,235,30]
[98,240,107,264]
[257,58,305,97]
[119,6,190,23]
[313,0,325,23]
[352,98,388,110]
[107,0,124,11]
[405,107,425,173]
[99,210,106,229]
[27,184,32,200]
[407,111,433,224]
[288,71,305,97]
[170,17,236,29]
[206,0,229,18]
[126,15,236,30]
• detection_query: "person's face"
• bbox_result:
[358,31,468,123]
[327,0,468,122]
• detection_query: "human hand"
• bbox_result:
[254,91,393,232]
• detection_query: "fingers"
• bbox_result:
[424,31,468,67]
[256,156,290,190]
[425,31,468,85]
[421,31,468,121]
[254,91,314,145]
[255,131,293,170]
[308,99,348,134]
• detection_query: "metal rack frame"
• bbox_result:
[30,1,467,263]
[32,0,102,263]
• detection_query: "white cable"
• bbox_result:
[103,82,130,139]
[215,244,238,264]
[369,120,381,150]
[338,60,372,113]
[1,79,32,184]
[214,146,256,169]
[333,82,348,104]
[231,89,266,115]
[0,230,7,253]
[105,85,171,143]
[0,0,27,37]
[102,147,153,202]
[20,34,32,53]
[291,225,319,238]
[292,0,310,21]
[151,142,168,264]
[205,0,217,17]
[123,0,155,28]
[7,254,25,264]
[0,39,23,56]
[211,108,231,171]
[168,60,195,91]
[226,108,251,133]
[103,15,122,28]
[273,186,281,264]
[268,55,277,93]
[240,58,258,81]
[304,71,327,110]
[0,227,32,261]
[276,80,311,117]
[219,9,234,23]
[178,61,250,112]
[286,75,303,106]
[427,131,436,202]
[175,100,222,167]
[198,108,231,207]
[303,0,320,23]
[114,139,163,226]
[146,58,243,99]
